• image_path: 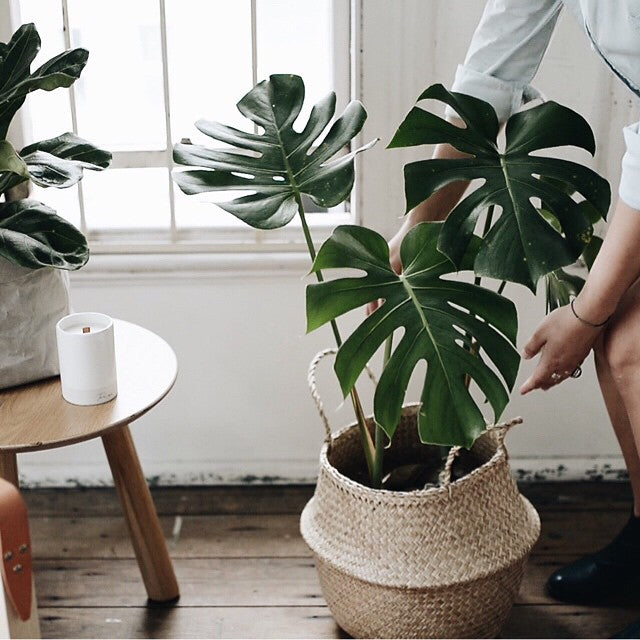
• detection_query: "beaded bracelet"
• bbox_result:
[570,298,611,328]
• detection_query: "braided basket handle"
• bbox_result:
[441,416,524,488]
[308,348,378,442]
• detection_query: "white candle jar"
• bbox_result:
[56,312,117,405]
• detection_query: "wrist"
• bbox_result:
[572,294,614,327]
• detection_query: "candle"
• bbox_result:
[55,312,117,406]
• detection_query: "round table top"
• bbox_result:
[0,320,177,452]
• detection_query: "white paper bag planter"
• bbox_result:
[0,259,70,390]
[56,312,117,406]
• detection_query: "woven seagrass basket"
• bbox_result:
[300,349,541,639]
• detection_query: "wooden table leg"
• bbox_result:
[0,453,18,487]
[102,425,179,603]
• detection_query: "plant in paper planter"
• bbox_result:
[0,24,111,389]
[298,85,609,639]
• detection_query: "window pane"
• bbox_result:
[16,1,73,142]
[67,0,166,151]
[256,0,334,123]
[166,0,253,145]
[82,168,170,231]
[174,183,247,229]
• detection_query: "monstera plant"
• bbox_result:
[305,84,610,486]
[175,76,609,488]
[0,23,111,270]
[173,73,380,475]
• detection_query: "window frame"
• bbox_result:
[8,0,356,256]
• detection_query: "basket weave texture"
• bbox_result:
[300,404,540,639]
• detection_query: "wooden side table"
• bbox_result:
[0,320,180,603]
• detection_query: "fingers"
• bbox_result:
[520,362,580,395]
[522,329,546,360]
[519,368,552,395]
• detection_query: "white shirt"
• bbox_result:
[450,0,640,209]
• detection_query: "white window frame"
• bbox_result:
[5,0,355,256]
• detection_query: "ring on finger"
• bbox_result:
[571,366,582,379]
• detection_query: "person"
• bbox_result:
[374,2,640,637]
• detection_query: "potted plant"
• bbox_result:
[173,76,608,638]
[0,23,111,389]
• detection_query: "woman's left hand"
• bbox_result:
[519,304,602,395]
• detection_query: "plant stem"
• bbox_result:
[371,334,393,489]
[295,192,377,479]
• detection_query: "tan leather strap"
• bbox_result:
[0,480,32,621]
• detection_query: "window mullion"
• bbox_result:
[250,0,262,245]
[61,0,87,237]
[158,0,177,243]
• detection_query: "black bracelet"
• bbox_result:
[570,298,611,328]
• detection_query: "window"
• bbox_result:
[13,0,352,253]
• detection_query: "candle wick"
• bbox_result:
[82,327,91,334]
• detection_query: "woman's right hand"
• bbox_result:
[364,136,471,317]
[366,227,405,315]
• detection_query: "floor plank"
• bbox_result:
[32,514,309,559]
[503,605,640,640]
[24,482,640,639]
[34,558,323,608]
[23,485,315,518]
[535,509,629,555]
[38,606,344,639]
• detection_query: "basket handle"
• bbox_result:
[308,348,378,442]
[441,416,524,488]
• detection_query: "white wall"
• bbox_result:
[16,1,640,486]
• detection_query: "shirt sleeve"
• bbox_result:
[619,122,640,210]
[447,0,563,121]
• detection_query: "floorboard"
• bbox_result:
[21,482,640,639]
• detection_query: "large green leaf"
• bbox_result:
[0,24,88,137]
[389,84,611,291]
[0,199,88,270]
[545,234,603,313]
[306,222,519,448]
[0,140,29,193]
[20,133,112,188]
[173,74,376,229]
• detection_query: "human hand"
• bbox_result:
[366,229,404,315]
[519,303,603,394]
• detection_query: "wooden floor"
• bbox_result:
[21,482,640,639]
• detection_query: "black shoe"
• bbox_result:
[613,617,640,638]
[546,513,640,605]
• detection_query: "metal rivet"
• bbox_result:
[12,564,22,573]
[18,544,28,554]
[3,551,12,562]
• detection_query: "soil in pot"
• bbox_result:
[329,418,486,492]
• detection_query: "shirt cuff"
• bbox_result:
[445,64,530,122]
[619,122,640,211]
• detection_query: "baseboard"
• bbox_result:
[15,455,628,488]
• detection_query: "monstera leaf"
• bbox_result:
[389,84,611,291]
[0,24,88,137]
[545,234,603,312]
[306,223,519,448]
[0,199,88,270]
[173,74,376,229]
[20,133,112,188]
